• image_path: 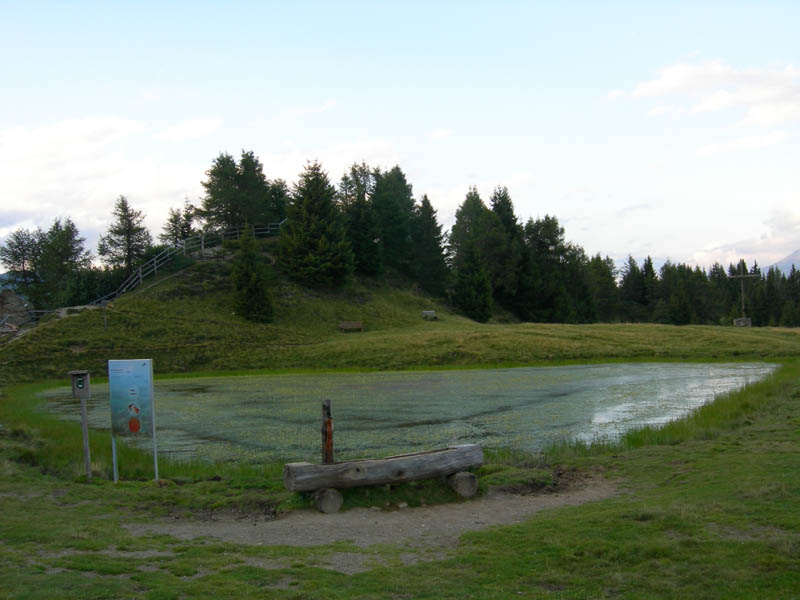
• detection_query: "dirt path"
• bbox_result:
[127,476,618,573]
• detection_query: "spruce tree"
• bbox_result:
[410,195,449,296]
[338,163,382,276]
[453,240,492,322]
[232,227,273,322]
[371,166,415,273]
[279,161,354,288]
[98,196,152,276]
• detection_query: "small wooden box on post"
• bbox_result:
[68,370,92,481]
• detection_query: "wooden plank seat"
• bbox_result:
[338,321,364,332]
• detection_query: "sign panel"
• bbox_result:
[108,359,154,437]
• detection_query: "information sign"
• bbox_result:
[109,359,154,436]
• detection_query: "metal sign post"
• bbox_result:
[108,359,159,481]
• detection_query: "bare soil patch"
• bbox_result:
[126,475,617,573]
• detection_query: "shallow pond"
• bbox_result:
[40,362,776,463]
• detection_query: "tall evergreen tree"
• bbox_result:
[587,254,619,322]
[279,161,354,287]
[371,166,415,273]
[200,152,241,229]
[200,150,280,229]
[159,200,196,246]
[98,196,153,276]
[0,227,40,287]
[488,186,524,312]
[32,218,92,308]
[453,239,492,322]
[410,195,449,296]
[338,163,382,276]
[232,227,273,322]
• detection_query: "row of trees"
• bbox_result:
[2,150,799,326]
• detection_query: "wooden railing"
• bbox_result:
[89,220,285,306]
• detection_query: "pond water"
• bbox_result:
[40,362,776,463]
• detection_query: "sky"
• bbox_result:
[1,1,799,272]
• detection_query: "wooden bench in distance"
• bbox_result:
[283,444,483,492]
[338,321,364,332]
[422,310,437,320]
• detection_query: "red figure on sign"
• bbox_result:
[128,403,141,433]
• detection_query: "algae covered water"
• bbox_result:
[41,362,776,463]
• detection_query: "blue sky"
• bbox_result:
[2,1,798,270]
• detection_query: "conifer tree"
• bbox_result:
[159,200,196,245]
[98,196,152,276]
[371,166,415,273]
[410,195,449,296]
[453,240,492,322]
[232,227,273,322]
[338,163,382,276]
[279,161,354,287]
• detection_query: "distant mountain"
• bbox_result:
[771,250,800,275]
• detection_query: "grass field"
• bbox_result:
[1,260,799,383]
[1,360,799,598]
[1,263,799,598]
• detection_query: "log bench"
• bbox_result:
[284,445,483,511]
[338,321,364,332]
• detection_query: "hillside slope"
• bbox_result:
[2,259,800,383]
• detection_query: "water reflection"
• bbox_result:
[39,362,776,462]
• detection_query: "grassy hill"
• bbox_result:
[2,257,800,384]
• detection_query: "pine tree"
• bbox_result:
[98,196,152,276]
[200,152,241,228]
[453,240,492,322]
[159,200,196,245]
[371,166,415,273]
[231,227,273,322]
[0,227,40,287]
[200,150,278,229]
[338,163,382,276]
[488,186,524,312]
[279,161,354,288]
[30,218,92,308]
[410,195,449,296]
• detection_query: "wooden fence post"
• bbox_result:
[321,400,334,464]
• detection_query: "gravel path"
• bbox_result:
[127,476,617,573]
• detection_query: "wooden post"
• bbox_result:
[321,400,334,464]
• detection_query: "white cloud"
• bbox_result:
[648,104,681,117]
[632,61,800,126]
[0,116,206,251]
[287,99,338,118]
[607,89,625,100]
[696,131,789,156]
[158,118,222,142]
[692,208,800,269]
[429,128,452,141]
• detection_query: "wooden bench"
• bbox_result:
[422,310,437,320]
[338,321,364,332]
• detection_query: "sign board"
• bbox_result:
[108,359,154,437]
[108,359,158,481]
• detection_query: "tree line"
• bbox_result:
[2,150,799,327]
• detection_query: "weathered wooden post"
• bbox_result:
[68,370,92,481]
[321,400,334,464]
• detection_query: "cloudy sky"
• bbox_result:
[2,1,798,271]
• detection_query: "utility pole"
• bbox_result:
[729,269,760,318]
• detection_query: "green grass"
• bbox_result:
[1,263,800,597]
[1,362,799,598]
[2,260,799,383]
